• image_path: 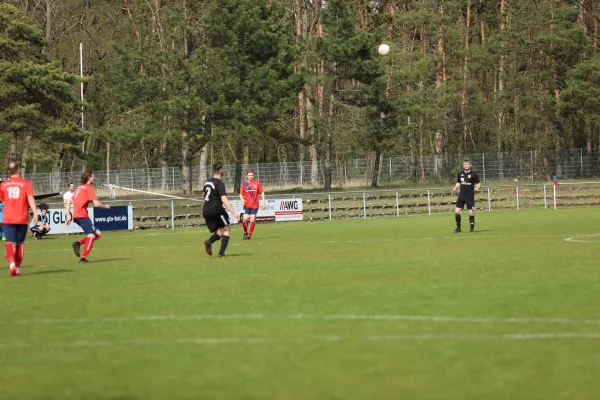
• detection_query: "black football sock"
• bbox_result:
[455,213,461,228]
[219,235,230,255]
[208,233,221,244]
[469,215,475,229]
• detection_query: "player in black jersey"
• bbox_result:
[451,159,481,233]
[203,163,239,258]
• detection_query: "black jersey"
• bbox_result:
[203,178,227,215]
[457,170,480,198]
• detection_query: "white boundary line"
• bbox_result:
[2,332,600,349]
[564,233,600,243]
[2,314,600,326]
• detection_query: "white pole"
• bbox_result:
[102,184,203,202]
[553,184,557,210]
[395,190,399,217]
[79,43,85,170]
[543,184,547,209]
[171,200,175,230]
[487,187,491,211]
[328,194,332,221]
[516,185,520,210]
[363,192,366,219]
[427,190,431,215]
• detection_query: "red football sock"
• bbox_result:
[95,232,102,240]
[249,222,256,237]
[81,237,95,259]
[5,243,15,267]
[15,244,23,268]
[78,238,87,245]
[242,221,248,233]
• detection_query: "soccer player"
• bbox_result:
[452,159,481,233]
[66,170,110,264]
[0,162,37,277]
[203,163,239,258]
[239,169,265,240]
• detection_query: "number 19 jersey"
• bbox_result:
[0,177,34,224]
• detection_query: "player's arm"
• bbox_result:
[239,185,245,206]
[27,195,38,225]
[474,175,481,192]
[221,196,239,221]
[261,189,266,209]
[92,199,110,209]
[452,173,461,193]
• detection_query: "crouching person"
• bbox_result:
[30,204,51,239]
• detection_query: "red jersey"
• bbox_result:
[240,180,264,209]
[0,177,34,224]
[72,183,97,219]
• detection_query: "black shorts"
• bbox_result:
[74,218,97,235]
[203,210,230,233]
[456,197,475,210]
[3,224,28,243]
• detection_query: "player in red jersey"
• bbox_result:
[239,170,265,240]
[0,162,37,277]
[65,170,110,264]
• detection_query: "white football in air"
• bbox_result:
[378,44,390,55]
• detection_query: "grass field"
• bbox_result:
[1,208,600,399]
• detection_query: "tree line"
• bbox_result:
[1,0,600,192]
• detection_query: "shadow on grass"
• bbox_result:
[90,258,131,264]
[27,269,75,276]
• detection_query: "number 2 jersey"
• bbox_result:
[0,177,34,224]
[203,178,227,216]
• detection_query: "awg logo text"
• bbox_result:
[280,201,299,210]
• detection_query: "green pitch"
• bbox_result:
[1,209,600,399]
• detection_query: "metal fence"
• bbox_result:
[23,148,600,195]
[42,182,600,230]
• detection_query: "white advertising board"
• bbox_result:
[42,206,133,234]
[228,198,303,223]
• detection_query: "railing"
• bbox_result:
[42,182,600,230]
[21,148,600,194]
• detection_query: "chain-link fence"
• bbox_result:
[24,148,599,195]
